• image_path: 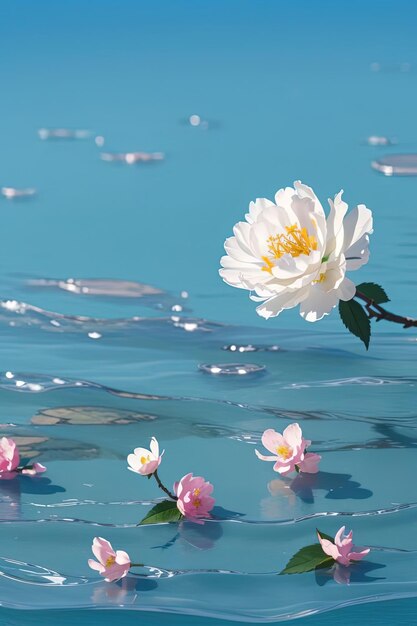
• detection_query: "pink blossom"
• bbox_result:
[127,437,164,476]
[318,526,370,566]
[21,462,47,476]
[255,424,321,475]
[0,437,20,473]
[174,473,215,522]
[88,537,131,582]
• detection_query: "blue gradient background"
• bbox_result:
[1,1,417,624]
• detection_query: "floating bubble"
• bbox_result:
[1,187,36,199]
[189,114,201,126]
[182,114,210,129]
[100,151,164,164]
[222,344,283,353]
[372,154,417,176]
[198,363,266,376]
[365,136,396,146]
[38,128,91,140]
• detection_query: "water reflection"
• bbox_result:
[267,471,372,505]
[91,574,157,605]
[315,560,385,586]
[153,519,223,552]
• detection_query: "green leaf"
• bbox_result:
[339,299,371,350]
[280,543,334,575]
[138,500,183,526]
[356,282,389,304]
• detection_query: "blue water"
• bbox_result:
[0,0,417,623]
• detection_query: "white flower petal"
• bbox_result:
[293,181,326,219]
[224,237,257,263]
[233,221,254,256]
[274,186,296,209]
[326,191,348,257]
[290,195,326,250]
[127,453,142,471]
[256,288,309,319]
[132,447,150,458]
[245,197,275,224]
[299,287,340,322]
[343,205,373,252]
[150,437,159,458]
[345,234,370,270]
[272,249,321,281]
[321,263,346,292]
[219,256,268,290]
[336,277,356,301]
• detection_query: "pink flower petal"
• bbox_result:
[255,449,278,462]
[92,537,115,564]
[115,550,131,566]
[261,429,286,454]
[273,461,293,475]
[298,452,321,474]
[334,526,347,548]
[317,535,341,561]
[88,559,104,573]
[348,548,370,562]
[282,423,303,449]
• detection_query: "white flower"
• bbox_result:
[219,181,373,321]
[127,437,164,476]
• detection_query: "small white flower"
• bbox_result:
[219,181,373,321]
[127,437,164,476]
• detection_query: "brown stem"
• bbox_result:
[153,469,177,501]
[355,290,417,328]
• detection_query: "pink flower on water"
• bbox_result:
[174,473,215,522]
[318,526,370,566]
[127,437,164,476]
[255,424,321,475]
[21,462,47,476]
[88,537,131,582]
[0,438,20,473]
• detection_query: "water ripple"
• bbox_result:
[1,502,414,527]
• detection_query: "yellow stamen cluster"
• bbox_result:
[105,556,116,567]
[313,272,326,284]
[276,445,292,460]
[262,224,318,274]
[140,454,151,464]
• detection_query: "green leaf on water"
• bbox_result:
[339,298,371,350]
[280,542,334,575]
[138,499,183,526]
[356,282,390,304]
